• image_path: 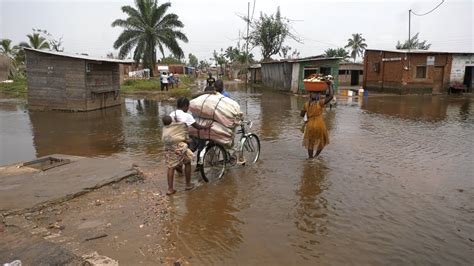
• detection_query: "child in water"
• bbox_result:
[162,115,194,195]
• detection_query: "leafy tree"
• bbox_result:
[249,7,300,61]
[225,44,254,64]
[198,60,210,70]
[324,48,350,59]
[279,45,300,59]
[19,32,50,50]
[160,55,184,65]
[188,53,198,67]
[213,48,227,75]
[345,33,367,62]
[112,0,188,76]
[396,33,431,50]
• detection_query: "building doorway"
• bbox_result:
[433,66,444,94]
[303,67,318,79]
[320,67,331,76]
[350,70,360,85]
[463,66,473,92]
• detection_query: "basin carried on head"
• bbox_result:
[22,157,71,171]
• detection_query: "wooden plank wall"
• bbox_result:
[261,62,293,90]
[85,62,122,110]
[26,50,86,110]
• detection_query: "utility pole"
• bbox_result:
[246,1,250,88]
[407,9,412,70]
[408,9,411,52]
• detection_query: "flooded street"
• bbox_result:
[1,88,473,264]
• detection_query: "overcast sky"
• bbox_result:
[1,0,472,62]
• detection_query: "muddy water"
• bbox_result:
[1,90,473,264]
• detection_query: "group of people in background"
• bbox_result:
[160,72,179,91]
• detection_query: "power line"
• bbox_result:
[411,0,445,16]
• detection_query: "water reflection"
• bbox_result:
[168,178,243,264]
[0,101,35,165]
[459,99,471,121]
[29,106,125,157]
[293,161,329,258]
[360,96,449,122]
[259,90,295,139]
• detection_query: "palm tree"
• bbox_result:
[19,33,50,50]
[345,33,367,62]
[324,48,350,59]
[396,33,431,50]
[0,39,19,59]
[112,0,188,76]
[0,39,20,78]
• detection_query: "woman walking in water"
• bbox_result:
[300,83,334,159]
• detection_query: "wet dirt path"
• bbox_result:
[1,88,473,265]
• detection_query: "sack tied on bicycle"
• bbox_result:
[189,94,243,148]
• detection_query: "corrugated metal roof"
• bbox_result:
[366,48,474,54]
[24,48,135,64]
[248,64,261,68]
[261,56,341,64]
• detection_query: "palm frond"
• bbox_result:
[113,30,142,49]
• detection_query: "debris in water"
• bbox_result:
[85,233,108,241]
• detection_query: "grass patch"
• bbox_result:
[178,74,196,85]
[168,88,192,98]
[120,79,162,92]
[0,77,28,98]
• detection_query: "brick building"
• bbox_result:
[363,49,474,94]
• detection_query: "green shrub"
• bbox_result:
[0,76,28,97]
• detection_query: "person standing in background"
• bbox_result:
[161,72,169,91]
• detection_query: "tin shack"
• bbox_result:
[261,56,340,93]
[25,48,133,111]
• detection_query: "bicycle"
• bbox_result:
[196,120,260,182]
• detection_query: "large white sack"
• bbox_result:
[189,94,243,128]
[189,119,234,148]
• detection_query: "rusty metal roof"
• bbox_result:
[366,48,474,54]
[261,56,341,64]
[24,48,135,64]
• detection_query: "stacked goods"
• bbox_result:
[188,118,234,147]
[303,74,330,92]
[189,94,243,147]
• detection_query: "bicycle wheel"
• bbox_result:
[240,133,261,164]
[200,143,227,182]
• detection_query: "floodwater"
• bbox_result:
[1,88,473,264]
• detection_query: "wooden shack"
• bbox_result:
[0,55,10,81]
[25,48,133,111]
[248,64,262,84]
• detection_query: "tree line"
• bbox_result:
[1,0,434,79]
